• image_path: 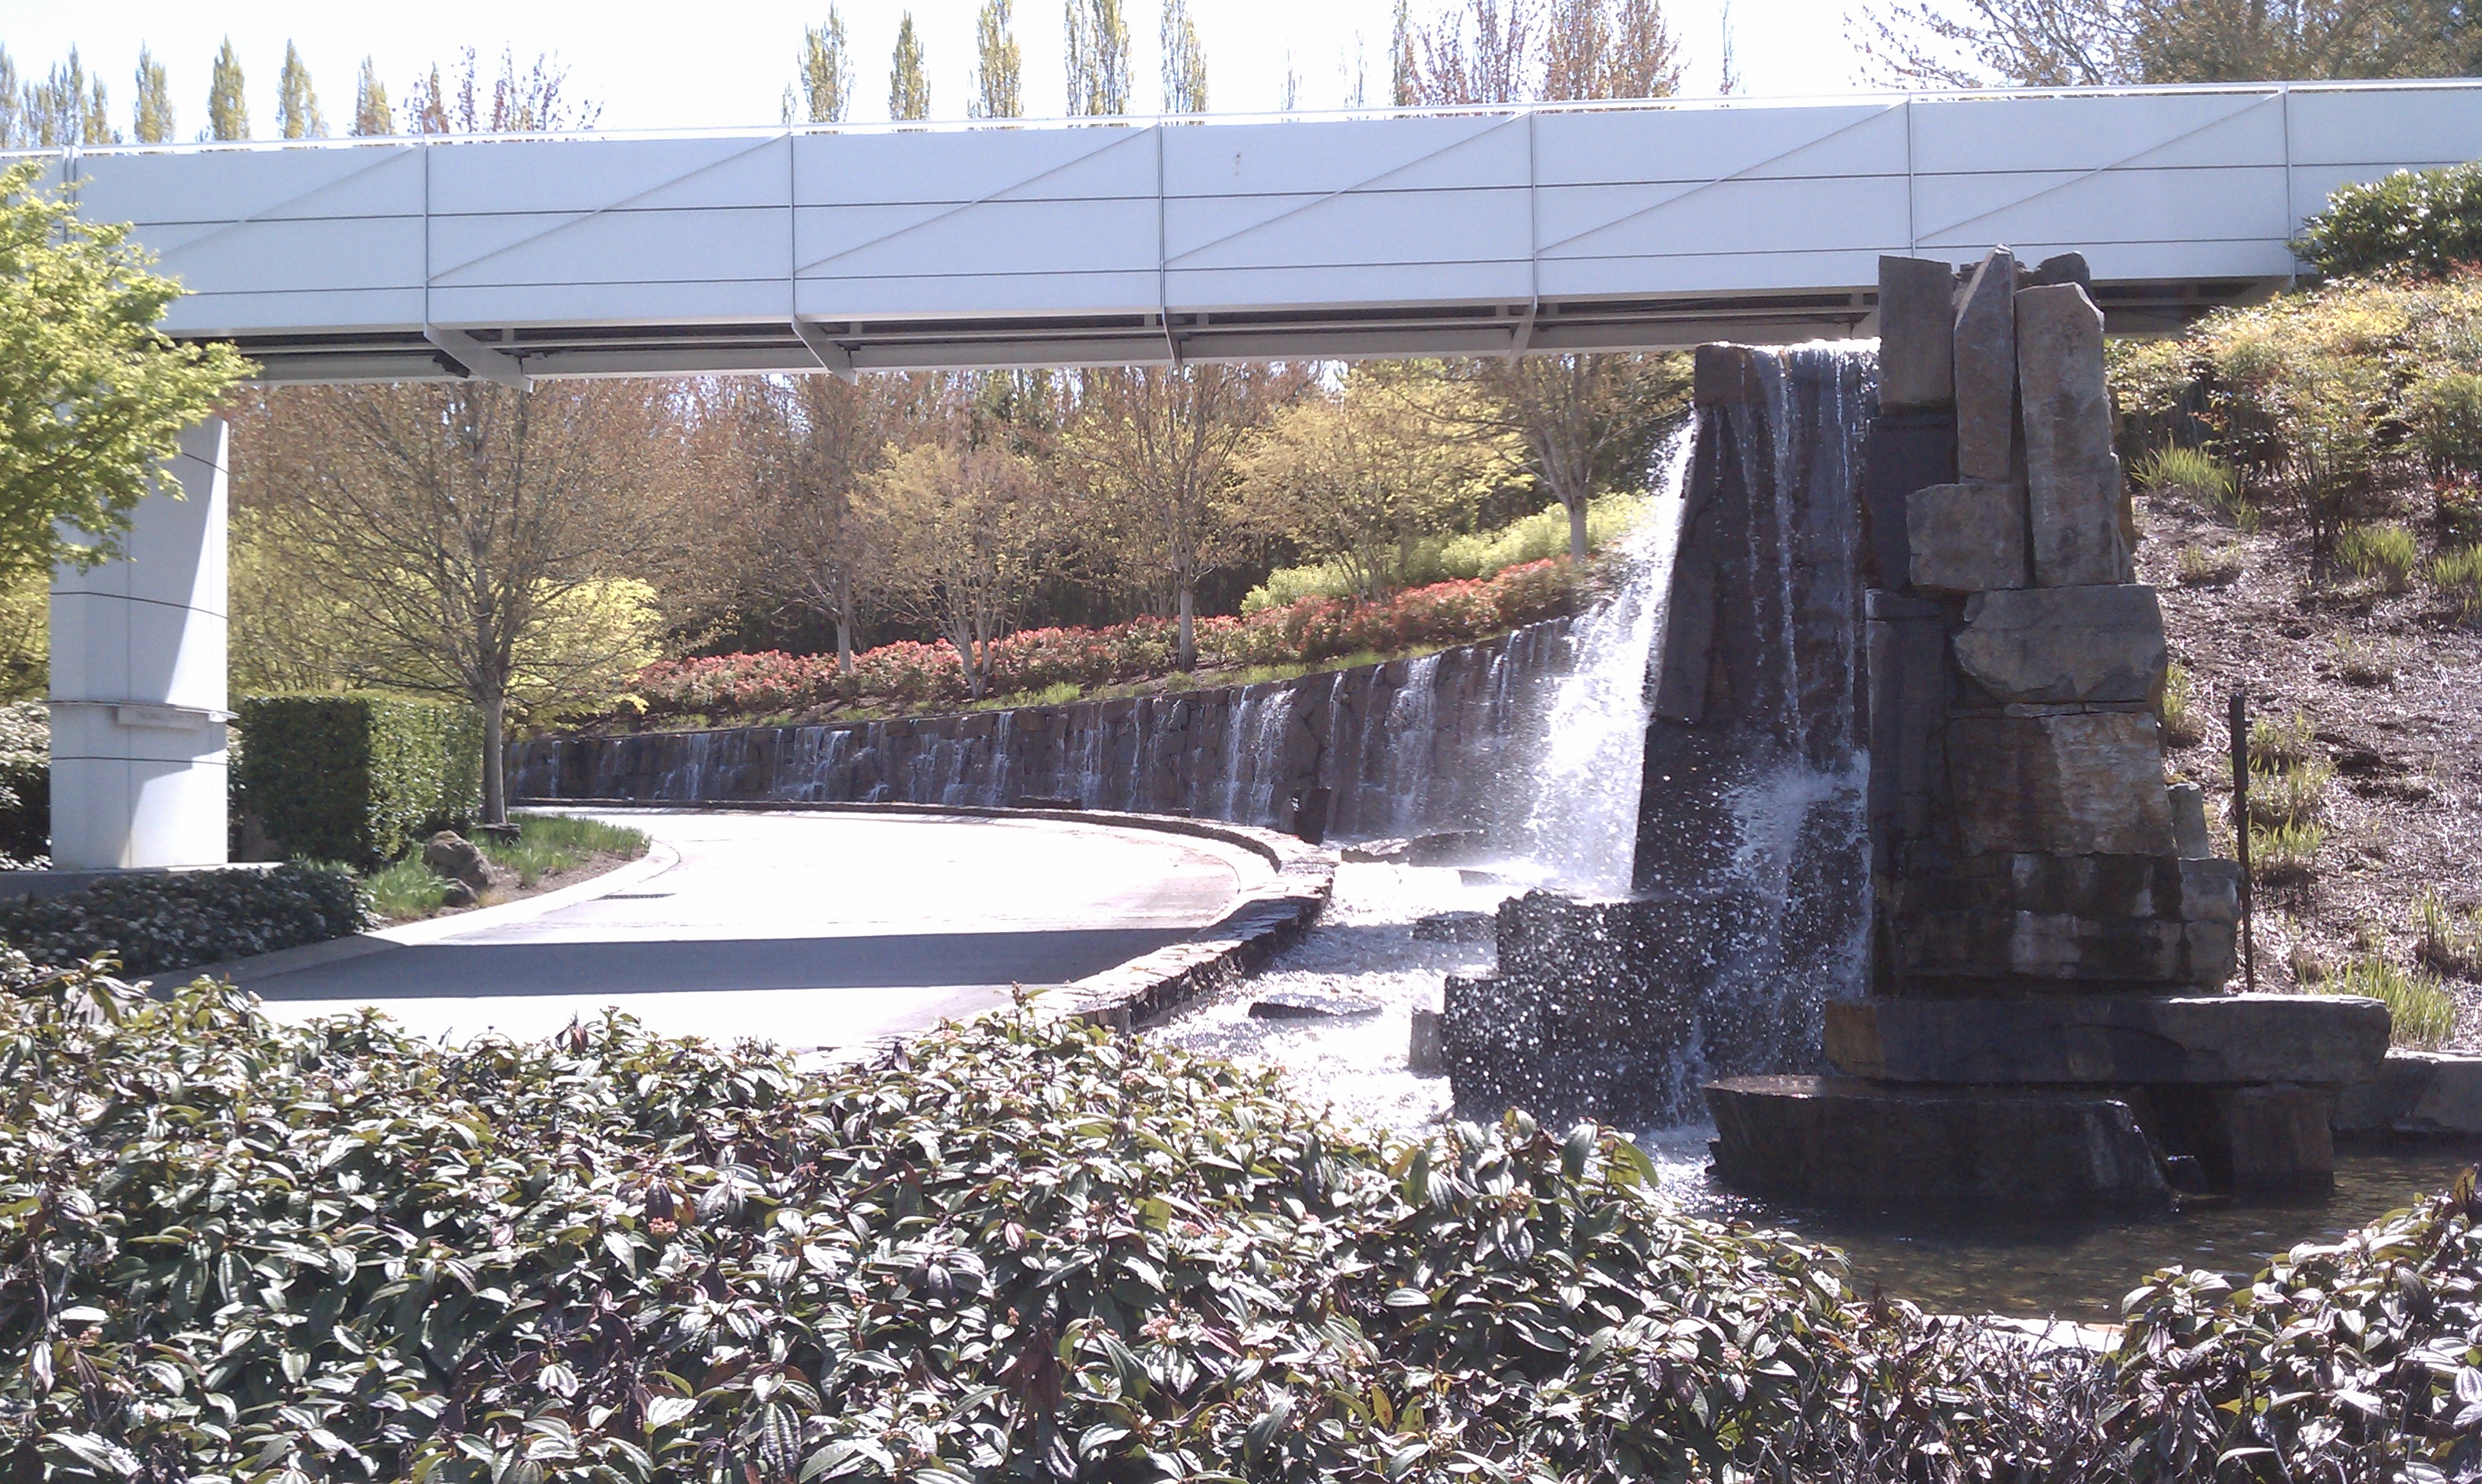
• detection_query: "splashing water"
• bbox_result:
[1516,426,1693,894]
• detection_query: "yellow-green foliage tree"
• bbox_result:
[0,160,248,588]
[1232,369,1523,600]
[861,437,1061,700]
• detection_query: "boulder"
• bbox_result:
[1951,584,2167,703]
[2016,284,2131,586]
[1705,1075,2171,1210]
[1823,994,2391,1085]
[1411,910,1496,943]
[1953,249,2018,481]
[1877,255,1957,410]
[1947,710,2176,857]
[1408,1007,1445,1074]
[1907,480,2027,595]
[2030,251,2093,292]
[1693,341,1767,407]
[423,831,496,894]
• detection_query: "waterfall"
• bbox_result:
[1516,426,1695,893]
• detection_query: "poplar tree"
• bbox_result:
[888,14,931,121]
[1543,0,1681,99]
[1160,0,1208,113]
[790,10,853,124]
[133,46,174,142]
[207,37,248,141]
[970,0,1024,119]
[1610,0,1683,97]
[22,50,116,147]
[277,42,326,139]
[1391,0,1420,104]
[353,58,393,136]
[1064,0,1132,116]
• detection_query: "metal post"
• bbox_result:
[2230,689,2255,991]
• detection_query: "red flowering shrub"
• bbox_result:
[629,557,1600,723]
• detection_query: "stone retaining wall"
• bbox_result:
[512,619,1578,839]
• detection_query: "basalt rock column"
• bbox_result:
[1707,250,2387,1209]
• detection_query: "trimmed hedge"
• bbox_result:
[0,861,370,974]
[236,693,481,867]
[0,701,43,867]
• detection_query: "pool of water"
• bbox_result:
[1149,862,2482,1324]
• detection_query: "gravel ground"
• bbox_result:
[2136,489,2482,1044]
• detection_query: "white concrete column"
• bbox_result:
[47,417,230,869]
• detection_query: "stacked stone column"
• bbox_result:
[1704,250,2391,1209]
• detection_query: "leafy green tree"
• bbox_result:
[207,37,248,141]
[0,161,249,587]
[132,46,174,142]
[351,58,392,136]
[1064,0,1132,115]
[972,0,1024,118]
[888,14,931,122]
[276,42,325,139]
[1160,0,1208,112]
[789,9,854,124]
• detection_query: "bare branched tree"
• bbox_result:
[247,382,667,822]
[1850,0,2465,87]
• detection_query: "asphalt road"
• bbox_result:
[240,809,1267,1048]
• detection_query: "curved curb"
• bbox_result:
[525,797,1338,1038]
[169,840,681,988]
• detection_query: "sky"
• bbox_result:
[0,0,1880,138]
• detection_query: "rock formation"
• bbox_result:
[1706,251,2386,1209]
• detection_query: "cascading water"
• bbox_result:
[1515,426,1694,894]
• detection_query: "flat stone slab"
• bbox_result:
[1947,710,2176,857]
[1248,989,1382,1020]
[1826,994,2391,1085]
[1908,480,2027,595]
[2336,1051,2482,1135]
[1706,1074,2170,1210]
[1953,585,2168,704]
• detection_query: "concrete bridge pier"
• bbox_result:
[46,416,230,869]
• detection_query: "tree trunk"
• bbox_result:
[482,693,508,826]
[1176,579,1196,671]
[834,568,855,675]
[1566,495,1589,563]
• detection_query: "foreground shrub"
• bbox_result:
[0,861,369,973]
[15,962,2482,1480]
[0,699,43,867]
[2297,161,2482,279]
[2338,519,2420,592]
[236,693,483,867]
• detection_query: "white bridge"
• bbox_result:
[26,80,2482,867]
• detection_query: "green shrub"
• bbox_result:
[362,856,453,921]
[2331,632,2398,686]
[2338,519,2420,591]
[481,813,647,888]
[24,959,2482,1481]
[2175,544,2244,585]
[1240,493,1646,613]
[2324,953,2457,1048]
[236,693,482,867]
[2297,160,2482,278]
[0,861,369,973]
[0,700,44,867]
[2131,442,2239,511]
[2411,370,2482,478]
[2248,706,2319,770]
[2433,542,2482,620]
[2414,887,2482,978]
[2252,820,2327,883]
[2157,660,2204,747]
